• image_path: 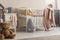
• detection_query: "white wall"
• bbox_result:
[57,0,60,9]
[0,0,45,10]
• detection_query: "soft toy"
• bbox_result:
[1,23,16,39]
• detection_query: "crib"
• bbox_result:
[17,8,44,32]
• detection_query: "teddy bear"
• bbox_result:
[1,23,16,39]
[1,28,16,39]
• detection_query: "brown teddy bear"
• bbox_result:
[2,29,15,39]
[1,23,16,39]
[1,28,16,39]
